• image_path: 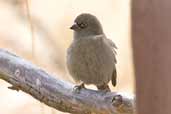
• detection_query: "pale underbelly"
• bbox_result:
[67,43,114,85]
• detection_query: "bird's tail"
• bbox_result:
[112,68,117,87]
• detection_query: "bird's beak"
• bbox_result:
[70,22,79,30]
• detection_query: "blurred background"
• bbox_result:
[0,0,133,114]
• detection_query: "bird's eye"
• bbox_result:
[78,22,87,29]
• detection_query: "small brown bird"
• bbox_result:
[67,13,117,91]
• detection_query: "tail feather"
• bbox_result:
[112,68,117,87]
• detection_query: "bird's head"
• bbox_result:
[70,13,104,38]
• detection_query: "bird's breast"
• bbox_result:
[67,37,115,84]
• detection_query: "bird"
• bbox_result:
[66,13,117,92]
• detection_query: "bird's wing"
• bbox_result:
[104,38,117,86]
[106,38,118,49]
[95,35,117,87]
[111,67,117,86]
[105,38,117,54]
[103,37,117,63]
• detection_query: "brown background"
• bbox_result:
[132,0,171,114]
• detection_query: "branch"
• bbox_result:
[0,49,135,114]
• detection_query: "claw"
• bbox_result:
[73,83,85,93]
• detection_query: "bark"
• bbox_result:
[0,49,134,114]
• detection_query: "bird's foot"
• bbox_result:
[73,83,85,93]
[97,84,111,92]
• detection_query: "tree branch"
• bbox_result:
[0,49,135,114]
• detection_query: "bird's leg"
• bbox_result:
[73,82,85,93]
[97,84,111,92]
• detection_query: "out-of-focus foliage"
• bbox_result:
[0,0,133,114]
